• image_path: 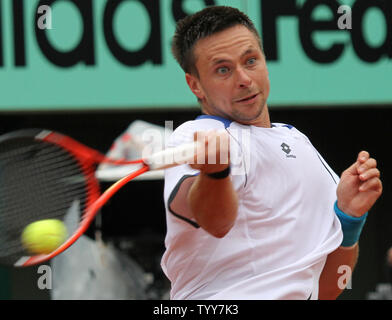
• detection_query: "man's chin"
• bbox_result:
[232,104,266,124]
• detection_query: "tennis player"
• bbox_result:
[161,6,382,300]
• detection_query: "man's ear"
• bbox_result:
[185,73,204,100]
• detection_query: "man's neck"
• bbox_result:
[201,105,272,128]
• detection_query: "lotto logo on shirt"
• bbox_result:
[281,143,297,159]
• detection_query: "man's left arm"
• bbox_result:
[319,151,383,300]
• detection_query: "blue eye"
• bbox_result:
[247,58,256,65]
[217,67,229,75]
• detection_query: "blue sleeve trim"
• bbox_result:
[195,114,232,129]
[271,123,294,129]
[168,173,200,229]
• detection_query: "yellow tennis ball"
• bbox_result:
[21,219,67,255]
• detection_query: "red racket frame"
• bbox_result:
[13,130,150,267]
[0,128,199,267]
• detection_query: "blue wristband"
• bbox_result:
[334,201,368,247]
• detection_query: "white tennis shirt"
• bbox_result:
[161,116,343,300]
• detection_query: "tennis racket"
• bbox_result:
[0,129,200,267]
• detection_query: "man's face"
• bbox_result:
[186,25,270,127]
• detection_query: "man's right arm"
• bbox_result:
[187,170,238,238]
[170,130,238,237]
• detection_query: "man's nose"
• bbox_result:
[235,67,252,88]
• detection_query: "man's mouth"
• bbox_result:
[235,93,259,103]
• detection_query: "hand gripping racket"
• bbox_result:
[0,129,200,267]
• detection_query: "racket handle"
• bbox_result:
[144,141,202,170]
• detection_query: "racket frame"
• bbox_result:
[1,128,200,267]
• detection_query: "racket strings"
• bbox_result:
[0,147,87,217]
[2,143,77,180]
[0,138,92,265]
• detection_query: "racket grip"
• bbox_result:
[143,141,202,170]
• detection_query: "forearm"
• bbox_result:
[318,243,359,300]
[187,173,238,238]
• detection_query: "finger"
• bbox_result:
[344,161,359,176]
[193,131,208,165]
[213,131,230,165]
[359,177,383,192]
[357,151,370,163]
[206,131,230,165]
[359,168,380,181]
[344,151,370,176]
[194,130,216,154]
[193,130,230,166]
[205,133,218,165]
[357,158,377,175]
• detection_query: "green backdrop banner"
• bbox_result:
[0,0,391,111]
